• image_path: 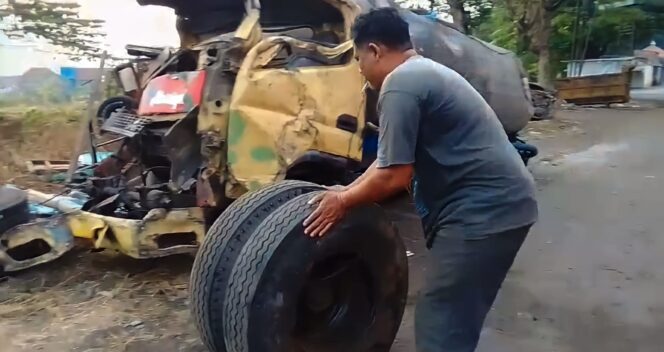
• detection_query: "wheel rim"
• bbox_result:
[291,253,375,351]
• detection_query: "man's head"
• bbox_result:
[352,8,415,89]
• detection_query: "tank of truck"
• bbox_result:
[137,0,534,134]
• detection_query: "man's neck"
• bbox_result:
[386,49,419,71]
[376,49,421,90]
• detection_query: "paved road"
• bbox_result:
[392,107,664,352]
[632,86,664,105]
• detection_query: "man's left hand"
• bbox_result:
[303,191,347,238]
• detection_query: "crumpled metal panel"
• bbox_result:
[0,217,74,273]
[0,207,205,272]
[228,37,365,192]
[68,208,206,259]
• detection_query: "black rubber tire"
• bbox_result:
[96,96,137,122]
[224,192,409,352]
[190,180,324,352]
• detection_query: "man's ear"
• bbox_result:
[367,43,381,58]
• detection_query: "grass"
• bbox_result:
[0,103,85,187]
[0,103,85,131]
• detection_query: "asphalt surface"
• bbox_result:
[391,105,664,352]
[632,86,664,106]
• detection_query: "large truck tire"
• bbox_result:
[190,180,324,352]
[223,192,409,352]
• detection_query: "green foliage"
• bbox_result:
[474,6,537,79]
[0,75,73,106]
[395,0,493,33]
[550,8,576,76]
[474,1,661,79]
[475,5,518,50]
[0,0,106,60]
[0,104,83,132]
[590,7,652,55]
[465,0,495,33]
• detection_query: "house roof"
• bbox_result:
[563,57,636,63]
[21,67,60,81]
[643,40,664,58]
[0,76,21,89]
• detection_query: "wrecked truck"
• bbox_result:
[0,0,539,348]
[1,0,536,276]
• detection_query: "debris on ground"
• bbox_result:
[524,118,585,141]
[529,82,559,121]
[0,251,204,352]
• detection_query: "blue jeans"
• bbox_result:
[415,225,531,352]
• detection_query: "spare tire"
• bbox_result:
[190,180,324,352]
[96,96,137,122]
[223,192,408,352]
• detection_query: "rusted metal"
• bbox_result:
[67,208,205,259]
[0,217,75,273]
[530,82,559,120]
[0,186,75,273]
[555,71,633,105]
[0,206,205,272]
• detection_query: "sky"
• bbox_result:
[0,0,180,75]
[79,0,179,57]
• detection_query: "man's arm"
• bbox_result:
[304,89,421,237]
[340,160,378,190]
[304,163,412,237]
[339,164,412,208]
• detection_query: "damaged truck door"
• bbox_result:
[227,38,365,192]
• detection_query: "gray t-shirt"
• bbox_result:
[377,56,538,239]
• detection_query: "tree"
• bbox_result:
[495,0,569,88]
[448,0,470,32]
[465,0,495,34]
[0,0,105,59]
[397,0,494,34]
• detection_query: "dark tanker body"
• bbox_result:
[138,0,535,136]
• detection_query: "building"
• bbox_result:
[603,0,664,10]
[565,40,663,88]
[635,40,664,85]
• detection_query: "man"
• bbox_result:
[303,7,538,352]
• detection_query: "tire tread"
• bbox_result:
[190,181,320,352]
[223,193,316,352]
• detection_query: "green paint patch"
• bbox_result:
[228,150,238,165]
[228,111,246,146]
[248,181,263,191]
[183,95,194,111]
[250,147,277,162]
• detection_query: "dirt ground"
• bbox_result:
[0,106,81,193]
[2,104,664,351]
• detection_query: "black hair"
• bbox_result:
[351,7,413,51]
